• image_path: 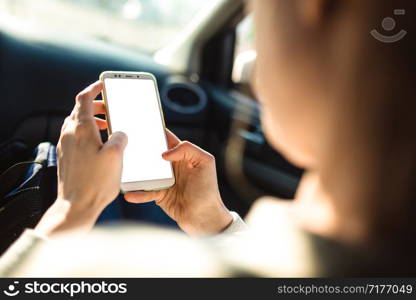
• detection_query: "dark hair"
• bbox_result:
[329,0,416,245]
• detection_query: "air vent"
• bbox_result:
[162,81,207,115]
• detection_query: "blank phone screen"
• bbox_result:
[104,77,172,183]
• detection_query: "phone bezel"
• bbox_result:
[99,71,175,192]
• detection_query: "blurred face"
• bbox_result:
[252,0,331,168]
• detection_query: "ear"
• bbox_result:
[298,0,337,28]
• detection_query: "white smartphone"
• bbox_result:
[100,71,175,192]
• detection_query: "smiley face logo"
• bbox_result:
[371,9,407,43]
[3,281,20,297]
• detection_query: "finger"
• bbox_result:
[60,116,71,134]
[95,117,108,130]
[102,131,128,155]
[75,81,103,119]
[93,100,106,115]
[162,141,213,164]
[165,128,181,149]
[124,191,162,203]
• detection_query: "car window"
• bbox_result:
[232,14,256,98]
[0,0,208,53]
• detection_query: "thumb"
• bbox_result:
[162,141,213,164]
[102,131,128,155]
[124,190,162,204]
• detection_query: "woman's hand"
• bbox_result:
[37,80,231,237]
[125,130,233,236]
[94,106,232,236]
[35,82,127,236]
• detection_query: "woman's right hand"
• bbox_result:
[124,129,233,236]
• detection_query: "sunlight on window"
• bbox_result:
[0,0,208,52]
[232,15,256,98]
[122,0,142,20]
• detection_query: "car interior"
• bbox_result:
[0,0,303,228]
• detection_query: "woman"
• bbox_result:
[1,0,416,276]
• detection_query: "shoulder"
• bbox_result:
[245,196,294,229]
[218,197,320,277]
